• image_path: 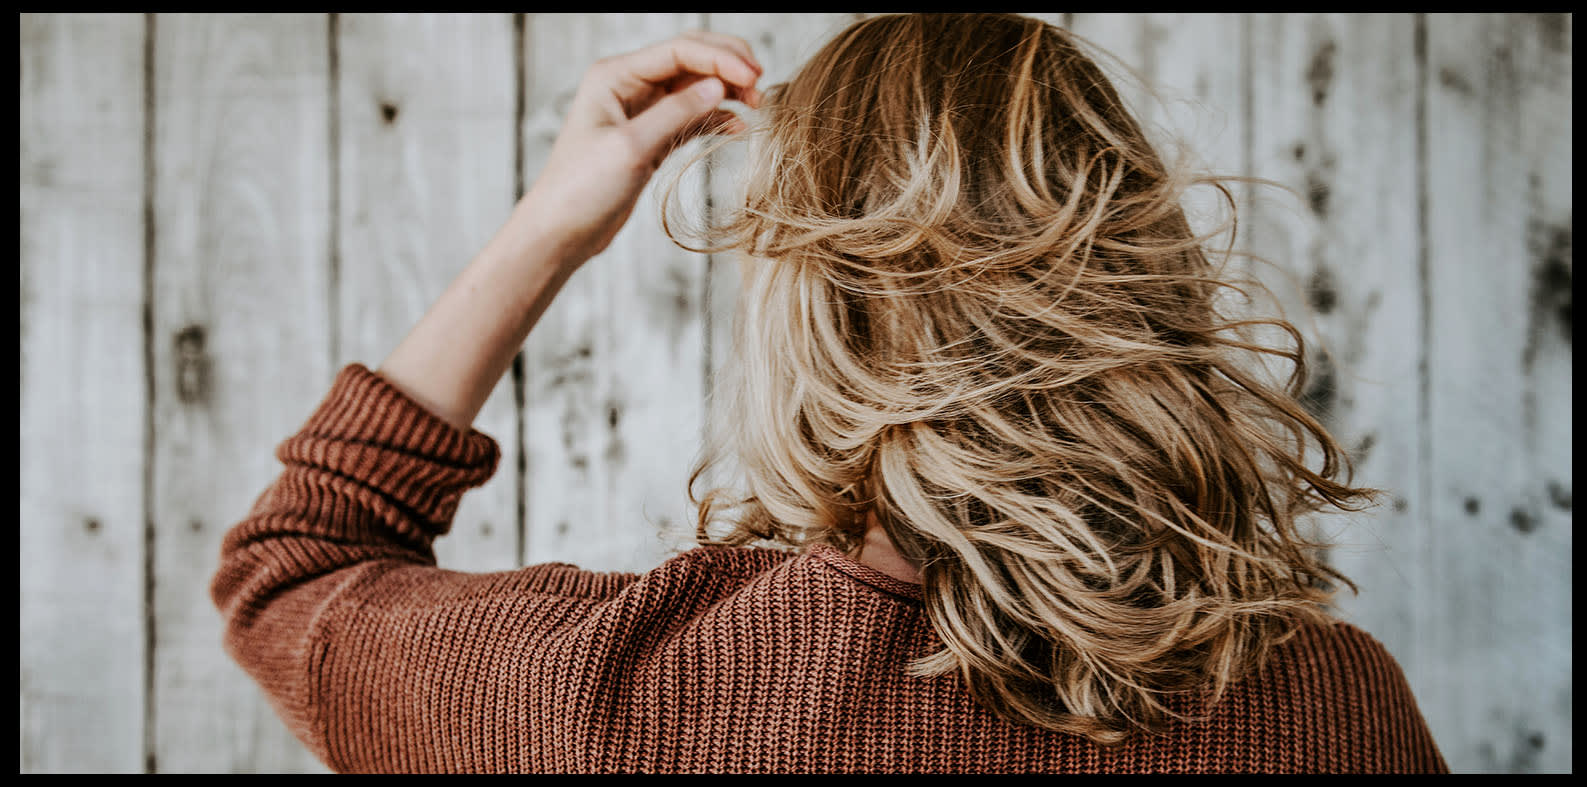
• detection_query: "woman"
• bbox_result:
[212,13,1448,773]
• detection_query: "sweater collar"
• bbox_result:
[804,542,924,603]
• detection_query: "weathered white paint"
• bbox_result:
[336,13,520,573]
[149,13,334,773]
[1422,14,1572,774]
[17,12,1572,774]
[19,12,148,774]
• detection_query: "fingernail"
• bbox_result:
[694,78,725,103]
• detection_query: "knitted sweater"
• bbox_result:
[211,363,1450,774]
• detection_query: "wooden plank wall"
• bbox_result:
[20,13,147,774]
[148,14,334,772]
[18,13,1571,774]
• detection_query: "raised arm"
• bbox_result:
[377,32,762,430]
[210,31,763,771]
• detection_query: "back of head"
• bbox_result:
[672,13,1378,745]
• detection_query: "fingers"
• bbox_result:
[625,77,727,165]
[604,35,761,101]
[678,30,762,75]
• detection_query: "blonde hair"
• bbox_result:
[663,13,1379,745]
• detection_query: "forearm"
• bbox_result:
[377,196,583,431]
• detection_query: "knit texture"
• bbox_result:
[211,363,1450,774]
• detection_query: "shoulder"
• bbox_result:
[1240,618,1449,772]
[1269,617,1413,684]
[562,542,928,653]
[643,543,803,596]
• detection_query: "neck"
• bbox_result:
[851,514,923,585]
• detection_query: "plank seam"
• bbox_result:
[328,14,341,373]
[1412,13,1432,665]
[141,10,158,776]
[513,12,528,568]
[1240,14,1253,259]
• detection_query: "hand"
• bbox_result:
[516,31,764,266]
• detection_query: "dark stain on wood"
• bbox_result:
[1522,217,1571,370]
[189,519,202,533]
[544,339,595,391]
[555,352,593,472]
[1534,13,1570,54]
[1464,496,1481,515]
[1478,740,1498,770]
[1505,726,1547,771]
[1306,265,1338,315]
[604,397,626,466]
[1290,142,1306,162]
[672,270,691,325]
[1509,506,1538,534]
[604,435,626,466]
[1304,166,1332,218]
[1437,66,1475,96]
[1136,18,1167,86]
[1392,497,1408,513]
[480,522,493,538]
[379,101,398,124]
[174,324,211,405]
[84,517,101,533]
[1493,42,1514,70]
[1298,350,1337,424]
[646,266,694,352]
[555,520,570,537]
[560,409,577,451]
[1351,432,1375,463]
[1305,39,1336,106]
[1546,480,1570,510]
[26,156,58,190]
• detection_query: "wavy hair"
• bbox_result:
[661,13,1380,745]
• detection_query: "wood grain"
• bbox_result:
[149,13,333,773]
[335,13,520,573]
[19,12,147,774]
[1423,13,1571,773]
[519,14,711,572]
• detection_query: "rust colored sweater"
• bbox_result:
[211,364,1450,774]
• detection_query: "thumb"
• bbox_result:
[627,77,726,164]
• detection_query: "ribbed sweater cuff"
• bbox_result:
[278,363,502,540]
